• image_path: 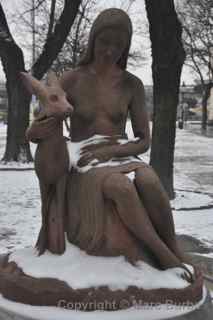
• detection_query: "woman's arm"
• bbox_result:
[109,77,150,158]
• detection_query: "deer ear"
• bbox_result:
[46,71,59,87]
[20,72,47,97]
[20,72,35,94]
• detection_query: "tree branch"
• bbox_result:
[32,0,81,79]
[46,0,56,40]
[21,0,46,16]
[0,4,13,39]
[0,4,26,75]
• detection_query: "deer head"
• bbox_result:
[20,71,73,120]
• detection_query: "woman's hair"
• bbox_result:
[78,8,133,70]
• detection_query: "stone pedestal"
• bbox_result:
[0,291,212,320]
[174,292,213,320]
[0,249,211,320]
[0,310,29,320]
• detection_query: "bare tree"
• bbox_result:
[0,0,81,162]
[52,0,98,72]
[177,0,213,129]
[13,0,145,74]
[145,0,185,199]
[32,0,82,79]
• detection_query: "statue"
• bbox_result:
[0,8,207,318]
[26,8,186,270]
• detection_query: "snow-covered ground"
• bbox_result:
[0,121,213,254]
[174,127,213,195]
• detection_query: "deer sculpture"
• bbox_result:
[20,72,73,255]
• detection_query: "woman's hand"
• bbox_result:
[77,146,115,167]
[26,117,58,143]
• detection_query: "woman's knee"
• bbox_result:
[103,173,135,200]
[135,166,161,190]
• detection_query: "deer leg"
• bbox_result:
[36,182,53,255]
[46,175,67,254]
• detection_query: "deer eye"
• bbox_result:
[50,94,58,102]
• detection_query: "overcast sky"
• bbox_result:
[0,0,195,85]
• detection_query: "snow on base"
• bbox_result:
[0,287,207,320]
[9,241,191,291]
[171,190,213,210]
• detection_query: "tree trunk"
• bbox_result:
[145,0,185,199]
[0,4,33,162]
[3,76,32,162]
[202,83,211,130]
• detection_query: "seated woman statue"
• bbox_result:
[26,8,191,276]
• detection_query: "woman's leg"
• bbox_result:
[134,165,185,262]
[102,172,181,269]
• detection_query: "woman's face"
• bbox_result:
[93,27,128,65]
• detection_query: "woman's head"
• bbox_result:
[78,8,133,69]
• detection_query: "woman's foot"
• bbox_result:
[178,263,196,284]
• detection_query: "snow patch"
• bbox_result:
[125,171,136,181]
[174,209,213,246]
[9,240,191,291]
[66,134,141,173]
[171,190,213,210]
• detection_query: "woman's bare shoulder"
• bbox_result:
[59,68,81,88]
[123,71,145,100]
[124,70,144,89]
[59,67,90,92]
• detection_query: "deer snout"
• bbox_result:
[62,104,73,119]
[66,104,73,115]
